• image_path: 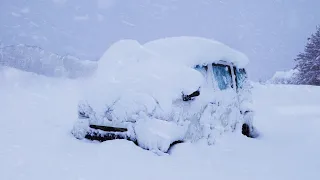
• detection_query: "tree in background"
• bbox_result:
[294,26,320,85]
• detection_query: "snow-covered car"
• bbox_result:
[72,36,258,153]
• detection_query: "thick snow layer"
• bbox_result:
[83,37,248,122]
[1,68,320,180]
[144,36,249,68]
[134,118,188,154]
[85,39,205,118]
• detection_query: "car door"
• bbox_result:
[206,63,239,133]
[233,67,254,132]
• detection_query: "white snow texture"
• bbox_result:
[1,66,319,180]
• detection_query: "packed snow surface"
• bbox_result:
[1,67,319,180]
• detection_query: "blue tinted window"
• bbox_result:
[212,64,232,90]
[235,68,247,89]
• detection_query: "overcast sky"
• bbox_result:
[1,0,319,80]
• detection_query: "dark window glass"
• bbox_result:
[212,64,233,90]
[234,68,247,89]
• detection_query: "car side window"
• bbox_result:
[212,63,233,90]
[234,67,247,89]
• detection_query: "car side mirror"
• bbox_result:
[182,90,200,101]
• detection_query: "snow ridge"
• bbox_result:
[0,44,97,78]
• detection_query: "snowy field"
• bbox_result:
[1,67,319,180]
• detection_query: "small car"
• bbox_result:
[72,36,258,153]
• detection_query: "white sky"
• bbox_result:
[1,0,319,80]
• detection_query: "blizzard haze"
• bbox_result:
[1,1,320,179]
[1,0,319,80]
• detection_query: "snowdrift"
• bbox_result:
[1,67,319,180]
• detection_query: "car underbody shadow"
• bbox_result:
[242,123,259,138]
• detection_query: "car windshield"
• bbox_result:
[212,64,232,90]
[234,68,247,89]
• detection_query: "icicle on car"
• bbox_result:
[71,36,259,153]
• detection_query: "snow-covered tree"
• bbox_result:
[294,26,320,85]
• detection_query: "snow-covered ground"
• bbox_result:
[1,67,319,180]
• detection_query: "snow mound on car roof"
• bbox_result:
[97,36,249,77]
[144,36,249,68]
[85,39,204,117]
